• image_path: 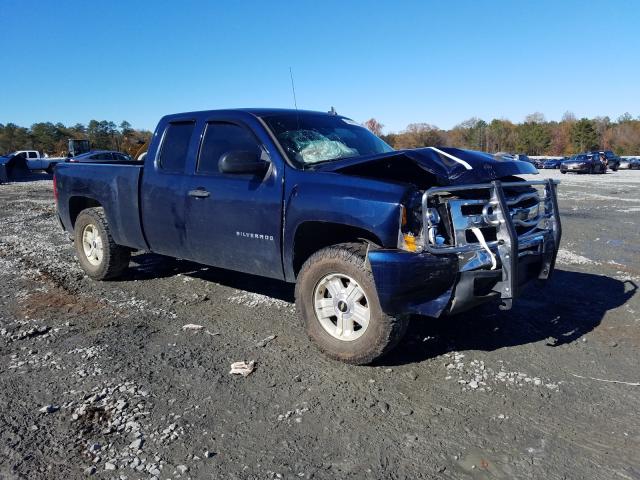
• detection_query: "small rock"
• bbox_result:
[204,450,215,458]
[182,323,204,331]
[255,334,277,347]
[437,465,446,473]
[177,464,189,474]
[468,380,479,389]
[129,438,144,450]
[88,443,101,453]
[104,462,116,471]
[406,370,418,381]
[84,465,96,475]
[609,341,618,348]
[38,404,59,414]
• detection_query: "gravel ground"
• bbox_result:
[0,169,639,480]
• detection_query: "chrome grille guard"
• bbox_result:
[422,179,561,309]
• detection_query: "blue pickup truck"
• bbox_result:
[54,108,561,364]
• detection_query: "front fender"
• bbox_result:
[282,169,408,281]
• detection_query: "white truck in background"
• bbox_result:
[11,150,65,173]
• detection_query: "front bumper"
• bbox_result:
[368,179,561,317]
[561,164,588,173]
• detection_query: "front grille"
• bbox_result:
[422,178,562,304]
[423,179,560,254]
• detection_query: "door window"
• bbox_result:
[197,122,261,175]
[28,151,38,159]
[158,121,195,172]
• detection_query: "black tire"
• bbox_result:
[295,242,409,365]
[45,164,55,175]
[74,207,130,280]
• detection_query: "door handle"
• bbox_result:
[188,188,210,198]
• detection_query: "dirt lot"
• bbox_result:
[1,169,639,480]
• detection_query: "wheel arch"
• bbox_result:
[291,221,382,278]
[69,196,102,229]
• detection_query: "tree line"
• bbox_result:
[366,112,640,156]
[3,112,640,158]
[0,121,152,157]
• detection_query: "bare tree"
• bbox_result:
[363,118,384,136]
[525,112,546,124]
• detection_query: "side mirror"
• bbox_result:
[218,150,269,174]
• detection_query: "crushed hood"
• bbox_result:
[315,146,538,185]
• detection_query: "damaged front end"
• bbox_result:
[362,148,561,318]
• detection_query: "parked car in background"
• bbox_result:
[542,158,565,169]
[589,151,620,171]
[630,158,640,170]
[560,153,606,174]
[66,150,134,163]
[511,153,536,165]
[618,157,639,169]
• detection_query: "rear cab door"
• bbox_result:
[140,117,198,258]
[183,111,285,279]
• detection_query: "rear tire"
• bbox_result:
[45,164,55,175]
[74,207,130,280]
[295,242,409,365]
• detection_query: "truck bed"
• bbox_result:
[55,163,147,250]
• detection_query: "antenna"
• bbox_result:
[289,67,300,129]
[289,67,298,111]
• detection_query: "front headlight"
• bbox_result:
[426,207,440,225]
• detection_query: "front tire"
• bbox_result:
[295,243,409,365]
[74,207,130,280]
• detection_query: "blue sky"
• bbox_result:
[1,0,638,132]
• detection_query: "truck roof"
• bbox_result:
[161,108,345,122]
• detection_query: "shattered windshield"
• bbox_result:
[263,113,393,167]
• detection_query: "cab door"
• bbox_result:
[183,117,284,279]
[140,120,197,258]
[27,151,41,170]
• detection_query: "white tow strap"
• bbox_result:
[471,227,497,270]
[428,146,473,170]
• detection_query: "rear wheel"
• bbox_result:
[74,207,130,280]
[295,243,409,365]
[45,164,55,174]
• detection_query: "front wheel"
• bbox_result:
[295,243,409,365]
[74,207,130,280]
